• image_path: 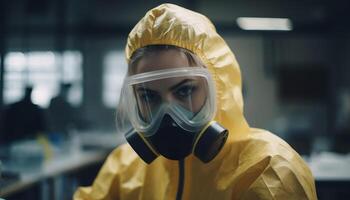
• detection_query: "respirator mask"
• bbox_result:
[120,67,228,164]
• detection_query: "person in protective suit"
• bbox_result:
[74,3,317,200]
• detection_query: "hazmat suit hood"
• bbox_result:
[126,3,250,142]
[74,3,317,200]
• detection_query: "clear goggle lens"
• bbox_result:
[124,67,216,136]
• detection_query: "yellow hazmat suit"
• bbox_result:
[74,3,317,200]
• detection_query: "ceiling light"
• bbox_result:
[237,17,293,31]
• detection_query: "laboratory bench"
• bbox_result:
[0,131,125,200]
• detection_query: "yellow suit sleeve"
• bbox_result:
[239,155,317,200]
[73,146,127,200]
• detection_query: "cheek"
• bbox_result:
[192,80,209,113]
[134,93,155,122]
[192,89,207,113]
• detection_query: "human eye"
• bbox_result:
[175,84,197,99]
[138,90,160,104]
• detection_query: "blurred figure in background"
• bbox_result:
[48,83,77,136]
[2,86,47,144]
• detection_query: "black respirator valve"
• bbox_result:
[193,122,228,163]
[125,130,158,164]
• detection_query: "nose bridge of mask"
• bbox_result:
[138,101,198,136]
[158,100,211,131]
[156,102,195,122]
[169,103,195,119]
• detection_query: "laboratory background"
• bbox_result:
[0,0,349,199]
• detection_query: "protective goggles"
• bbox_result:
[123,67,216,136]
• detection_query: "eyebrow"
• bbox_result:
[135,79,195,94]
[170,79,194,91]
[136,87,157,94]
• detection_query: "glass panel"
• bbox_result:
[62,51,83,82]
[3,51,83,107]
[27,52,56,71]
[4,52,26,72]
[3,87,24,104]
[103,50,128,108]
[4,72,23,82]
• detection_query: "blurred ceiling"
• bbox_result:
[1,0,350,36]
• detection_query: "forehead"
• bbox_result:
[135,49,190,74]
